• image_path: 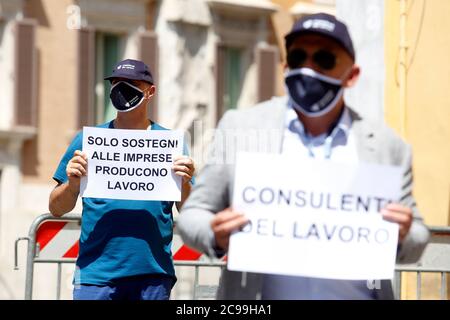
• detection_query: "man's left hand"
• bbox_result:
[172,155,195,185]
[381,203,413,243]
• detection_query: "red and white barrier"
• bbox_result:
[35,219,219,262]
[36,221,80,259]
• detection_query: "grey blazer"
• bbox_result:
[177,96,430,300]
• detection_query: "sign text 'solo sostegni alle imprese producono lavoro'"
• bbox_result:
[80,126,183,201]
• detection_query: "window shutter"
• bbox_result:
[77,27,95,128]
[139,31,159,121]
[256,45,279,103]
[215,45,225,123]
[14,19,37,127]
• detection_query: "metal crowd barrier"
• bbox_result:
[14,213,223,300]
[393,226,450,300]
[14,213,81,300]
[173,260,224,300]
[15,213,450,300]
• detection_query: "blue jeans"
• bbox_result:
[73,274,173,300]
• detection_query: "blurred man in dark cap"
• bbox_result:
[49,59,195,300]
[177,13,429,299]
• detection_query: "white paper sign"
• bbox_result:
[80,127,183,201]
[228,152,402,280]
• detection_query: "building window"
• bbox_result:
[94,33,124,124]
[217,46,244,116]
[223,47,243,111]
[0,21,4,56]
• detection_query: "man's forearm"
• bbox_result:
[176,181,192,211]
[49,183,79,217]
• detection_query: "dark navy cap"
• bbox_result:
[285,13,355,61]
[104,59,154,84]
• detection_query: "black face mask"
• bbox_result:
[110,81,145,112]
[285,68,345,117]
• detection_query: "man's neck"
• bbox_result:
[297,100,345,137]
[114,106,150,130]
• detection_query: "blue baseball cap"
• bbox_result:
[285,13,355,61]
[104,59,154,84]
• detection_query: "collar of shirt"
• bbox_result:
[285,101,352,146]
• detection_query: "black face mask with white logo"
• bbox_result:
[110,81,145,112]
[285,68,346,117]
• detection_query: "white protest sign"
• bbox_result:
[80,127,183,201]
[228,152,402,280]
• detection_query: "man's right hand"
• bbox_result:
[66,150,88,194]
[210,208,249,251]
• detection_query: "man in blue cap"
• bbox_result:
[177,13,429,299]
[49,59,195,300]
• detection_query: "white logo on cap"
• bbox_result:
[117,65,122,69]
[303,19,335,32]
[120,64,135,70]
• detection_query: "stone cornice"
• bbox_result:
[76,0,149,32]
[207,0,278,18]
[290,2,335,19]
[0,0,24,21]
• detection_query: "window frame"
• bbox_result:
[94,32,125,125]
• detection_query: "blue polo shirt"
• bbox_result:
[53,120,186,286]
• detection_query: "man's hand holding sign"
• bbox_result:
[381,203,413,243]
[66,150,88,195]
